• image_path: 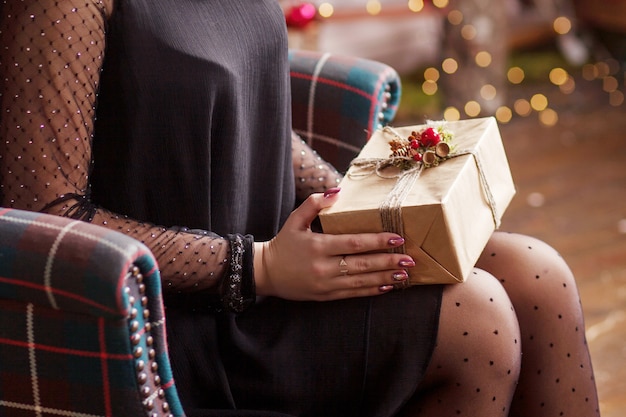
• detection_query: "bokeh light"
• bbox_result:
[539,108,558,127]
[422,80,438,96]
[507,67,525,84]
[296,2,625,124]
[514,99,532,117]
[318,3,334,18]
[610,90,625,107]
[549,68,569,86]
[475,51,492,68]
[366,0,382,15]
[603,76,619,93]
[495,106,513,123]
[582,64,597,81]
[441,58,458,74]
[530,94,548,111]
[408,0,424,13]
[424,67,440,82]
[464,101,481,117]
[553,16,572,35]
[480,84,497,101]
[559,76,576,94]
[461,24,477,41]
[447,9,463,25]
[443,107,461,121]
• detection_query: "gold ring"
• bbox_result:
[339,256,349,275]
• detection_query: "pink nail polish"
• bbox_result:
[399,259,415,268]
[393,271,408,281]
[388,237,405,246]
[324,187,341,198]
[379,285,394,292]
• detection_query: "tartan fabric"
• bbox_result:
[289,49,401,173]
[0,208,185,417]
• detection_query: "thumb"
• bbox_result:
[286,187,341,231]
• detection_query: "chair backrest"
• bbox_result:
[0,208,185,417]
[289,50,401,173]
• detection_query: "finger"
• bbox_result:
[284,188,341,231]
[335,253,415,277]
[319,277,400,300]
[323,232,407,257]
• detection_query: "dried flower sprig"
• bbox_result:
[387,125,454,170]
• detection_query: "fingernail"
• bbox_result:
[324,187,341,198]
[393,271,408,281]
[379,285,394,292]
[388,237,405,246]
[399,258,415,268]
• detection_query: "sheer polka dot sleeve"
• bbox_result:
[0,0,246,311]
[291,132,342,203]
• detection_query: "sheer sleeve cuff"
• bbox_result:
[220,234,256,313]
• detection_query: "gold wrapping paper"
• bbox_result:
[319,117,516,285]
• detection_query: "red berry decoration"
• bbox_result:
[285,3,317,28]
[420,127,441,147]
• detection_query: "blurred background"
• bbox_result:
[281,1,626,416]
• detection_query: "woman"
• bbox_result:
[0,0,600,416]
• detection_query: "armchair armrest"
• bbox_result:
[289,49,401,173]
[0,208,185,417]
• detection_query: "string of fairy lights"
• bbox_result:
[282,1,626,127]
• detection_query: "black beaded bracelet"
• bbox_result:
[220,234,256,313]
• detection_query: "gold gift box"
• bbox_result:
[319,117,516,284]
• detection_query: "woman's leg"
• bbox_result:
[400,268,522,417]
[476,232,600,417]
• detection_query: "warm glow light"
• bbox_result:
[595,62,610,78]
[422,80,438,96]
[530,94,548,111]
[549,67,568,86]
[318,3,334,18]
[366,0,382,15]
[582,63,597,80]
[461,24,476,40]
[603,76,619,93]
[605,58,621,75]
[408,0,425,12]
[424,67,440,82]
[495,106,513,123]
[507,67,525,84]
[480,84,497,101]
[475,51,492,68]
[539,108,558,127]
[610,90,625,107]
[553,16,572,35]
[432,0,449,8]
[442,58,458,74]
[514,99,532,116]
[443,107,461,121]
[464,101,481,117]
[447,9,463,25]
[559,76,576,94]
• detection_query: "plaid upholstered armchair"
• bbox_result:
[0,51,400,417]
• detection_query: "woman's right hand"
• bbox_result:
[253,188,416,301]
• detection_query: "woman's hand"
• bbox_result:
[254,188,416,301]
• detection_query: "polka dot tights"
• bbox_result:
[400,232,600,417]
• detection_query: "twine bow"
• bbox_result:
[347,126,501,254]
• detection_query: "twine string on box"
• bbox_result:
[347,127,501,248]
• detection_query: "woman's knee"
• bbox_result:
[478,232,574,284]
[425,270,522,387]
[477,232,583,317]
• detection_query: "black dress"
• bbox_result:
[90,1,443,416]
